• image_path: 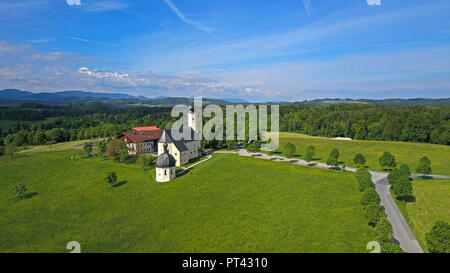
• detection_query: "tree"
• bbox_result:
[326,148,340,168]
[393,175,413,201]
[364,203,385,226]
[284,142,296,159]
[374,216,394,243]
[360,188,381,206]
[83,142,93,156]
[304,145,315,164]
[137,155,153,170]
[97,141,107,155]
[105,172,118,186]
[353,153,366,167]
[399,164,411,177]
[381,242,405,253]
[425,221,450,253]
[379,151,397,171]
[358,173,374,192]
[5,144,17,158]
[33,131,47,145]
[416,156,432,175]
[387,168,403,188]
[105,139,128,162]
[12,183,27,199]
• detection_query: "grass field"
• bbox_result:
[0,147,373,253]
[274,132,450,175]
[391,178,450,252]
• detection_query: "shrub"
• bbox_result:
[326,148,340,167]
[360,188,381,206]
[374,216,394,243]
[425,221,450,253]
[12,183,27,199]
[105,172,118,186]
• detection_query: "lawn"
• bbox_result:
[0,148,373,253]
[391,178,450,252]
[274,132,450,175]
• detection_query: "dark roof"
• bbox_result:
[156,149,176,168]
[158,128,200,152]
[120,129,163,143]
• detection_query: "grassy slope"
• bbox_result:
[0,149,372,253]
[391,178,450,252]
[276,132,450,175]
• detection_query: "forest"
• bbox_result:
[0,102,449,154]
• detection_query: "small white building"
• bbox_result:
[156,143,176,182]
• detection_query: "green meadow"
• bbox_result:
[275,132,450,175]
[0,147,373,253]
[392,178,450,252]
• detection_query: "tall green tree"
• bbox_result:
[364,203,385,226]
[360,188,381,206]
[326,148,340,168]
[374,216,394,243]
[425,221,450,253]
[379,151,397,171]
[416,156,432,175]
[304,145,315,163]
[284,143,296,159]
[353,153,366,167]
[393,175,413,200]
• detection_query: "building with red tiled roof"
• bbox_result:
[119,128,163,155]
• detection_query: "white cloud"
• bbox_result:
[163,0,212,33]
[302,0,313,15]
[66,0,81,6]
[0,41,31,56]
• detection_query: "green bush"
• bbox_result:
[425,221,450,253]
[379,151,397,171]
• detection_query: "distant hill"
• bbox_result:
[0,89,448,106]
[293,98,450,106]
[0,89,148,105]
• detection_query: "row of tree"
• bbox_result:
[355,167,404,253]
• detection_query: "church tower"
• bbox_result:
[188,103,198,132]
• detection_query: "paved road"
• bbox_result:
[215,149,450,253]
[370,172,423,253]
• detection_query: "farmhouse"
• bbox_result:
[119,126,163,155]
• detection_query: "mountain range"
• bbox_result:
[0,89,449,106]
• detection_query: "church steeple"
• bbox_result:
[188,100,197,132]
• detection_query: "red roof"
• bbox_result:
[133,126,160,131]
[120,129,163,143]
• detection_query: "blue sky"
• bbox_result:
[0,0,449,101]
